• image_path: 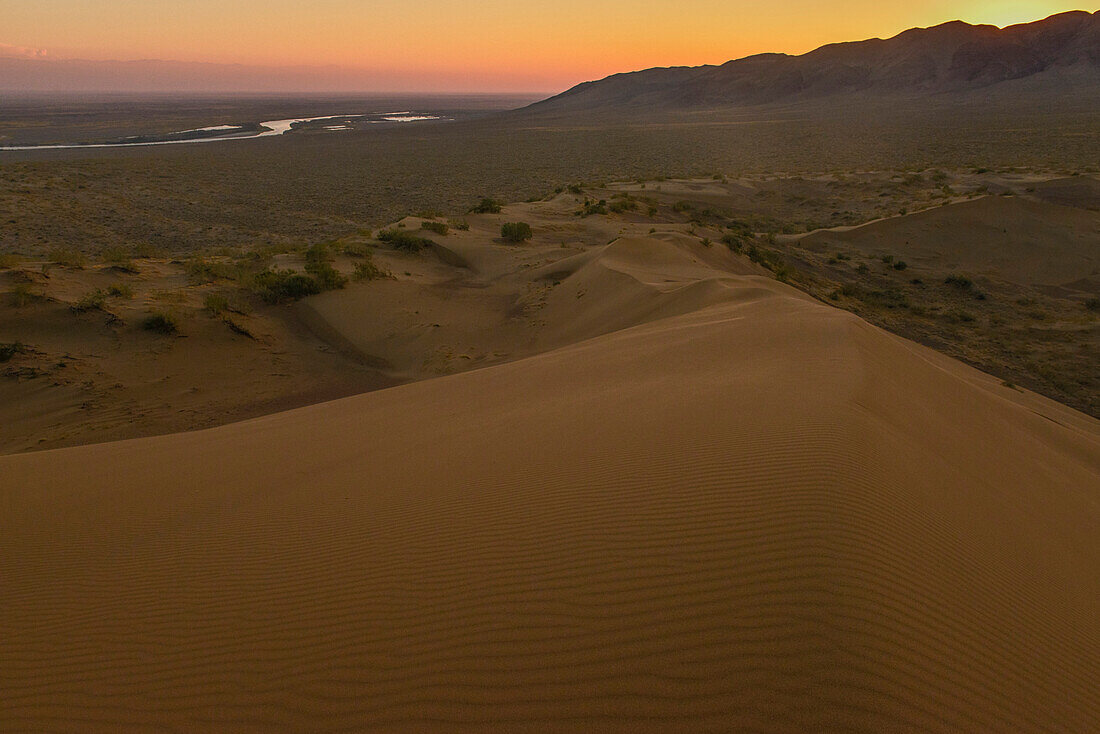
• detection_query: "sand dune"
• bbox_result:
[3,235,1098,730]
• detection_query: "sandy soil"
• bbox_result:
[2,208,1098,730]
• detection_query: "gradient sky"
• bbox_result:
[1,0,1085,92]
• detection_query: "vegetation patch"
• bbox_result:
[352,256,391,281]
[421,221,449,235]
[577,199,607,217]
[142,311,179,334]
[469,198,502,214]
[71,289,108,313]
[251,268,323,304]
[501,222,533,243]
[377,229,433,252]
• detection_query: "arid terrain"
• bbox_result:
[3,179,1098,730]
[3,170,1097,454]
[2,14,1099,728]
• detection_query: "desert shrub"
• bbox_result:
[747,244,791,281]
[48,247,86,268]
[353,258,389,281]
[721,233,746,253]
[856,263,870,274]
[142,311,179,334]
[251,268,322,303]
[672,201,694,213]
[1083,297,1100,312]
[568,184,584,195]
[306,261,348,290]
[71,289,107,313]
[881,255,894,264]
[501,222,533,243]
[449,219,470,231]
[0,342,27,362]
[341,242,373,258]
[421,221,449,235]
[726,220,754,237]
[945,274,972,289]
[469,198,502,214]
[0,253,21,269]
[608,199,638,213]
[304,242,333,266]
[577,199,607,217]
[100,247,139,273]
[377,229,433,252]
[203,294,230,315]
[893,261,908,270]
[187,257,243,284]
[107,283,134,299]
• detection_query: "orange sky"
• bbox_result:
[0,1,1084,92]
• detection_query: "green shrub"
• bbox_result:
[142,312,179,334]
[449,219,470,231]
[469,198,502,214]
[306,261,348,290]
[48,247,86,268]
[71,289,107,313]
[353,258,389,281]
[945,274,972,289]
[204,294,230,315]
[721,233,745,253]
[892,261,908,270]
[377,229,433,252]
[501,222,533,243]
[304,242,333,266]
[251,268,322,303]
[608,199,638,213]
[107,283,134,299]
[421,221,449,235]
[340,242,373,258]
[187,257,243,284]
[577,199,607,217]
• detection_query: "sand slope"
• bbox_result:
[2,254,1098,730]
[799,195,1100,289]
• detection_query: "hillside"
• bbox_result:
[524,11,1100,114]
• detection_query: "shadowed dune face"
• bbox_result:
[2,262,1098,731]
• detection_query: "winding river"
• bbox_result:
[0,113,443,151]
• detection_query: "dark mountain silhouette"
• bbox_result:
[525,11,1100,113]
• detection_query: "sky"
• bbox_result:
[0,0,1085,93]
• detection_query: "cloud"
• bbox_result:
[0,43,48,59]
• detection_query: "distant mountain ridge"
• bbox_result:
[526,11,1100,113]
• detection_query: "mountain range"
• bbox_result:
[525,10,1100,113]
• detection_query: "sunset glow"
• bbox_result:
[1,0,1085,92]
